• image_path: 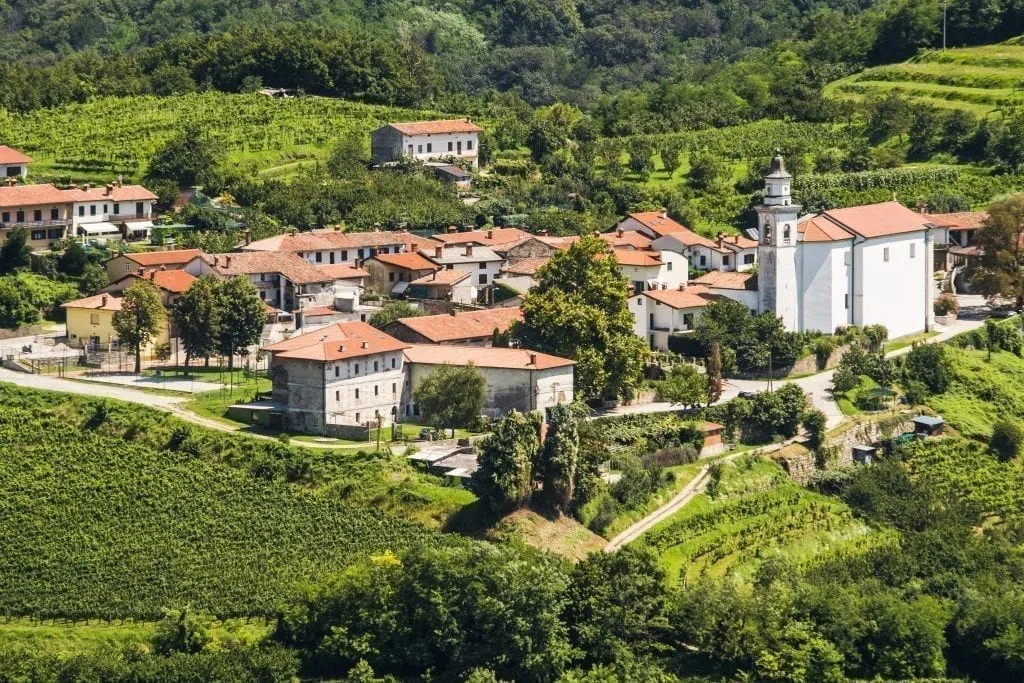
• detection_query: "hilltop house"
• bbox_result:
[0,146,32,178]
[371,119,483,168]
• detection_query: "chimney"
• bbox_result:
[661,282,667,290]
[678,283,685,291]
[213,255,219,266]
[117,175,123,187]
[148,270,155,280]
[160,264,166,270]
[529,353,537,366]
[466,116,472,123]
[717,234,724,247]
[105,184,113,195]
[435,245,443,258]
[225,256,231,268]
[244,230,252,246]
[659,207,668,219]
[465,244,473,256]
[617,228,623,237]
[538,230,548,237]
[361,341,369,349]
[370,247,378,257]
[486,229,493,240]
[449,308,457,316]
[448,225,458,233]
[101,295,108,307]
[373,223,381,232]
[339,344,345,353]
[82,183,91,192]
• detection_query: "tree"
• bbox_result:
[147,125,222,189]
[112,280,166,373]
[660,364,707,409]
[707,341,724,404]
[970,196,1024,308]
[152,607,213,655]
[512,235,646,400]
[79,263,109,294]
[216,276,266,373]
[688,152,725,191]
[659,141,683,176]
[538,402,582,512]
[472,410,541,512]
[57,241,89,277]
[0,278,37,328]
[0,228,31,274]
[173,274,222,371]
[369,300,423,330]
[627,140,653,178]
[991,420,1023,462]
[904,343,954,393]
[803,409,827,450]
[413,363,485,437]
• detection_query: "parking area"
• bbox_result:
[75,373,223,393]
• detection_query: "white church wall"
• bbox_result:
[854,232,928,338]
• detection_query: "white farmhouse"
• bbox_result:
[67,182,158,241]
[0,146,31,178]
[653,230,758,272]
[421,244,503,287]
[613,248,688,293]
[629,284,722,350]
[756,154,935,338]
[371,119,483,168]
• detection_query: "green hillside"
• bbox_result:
[827,37,1024,115]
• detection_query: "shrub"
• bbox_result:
[904,343,954,393]
[990,420,1024,462]
[901,379,930,405]
[831,364,859,394]
[863,324,889,352]
[642,445,699,468]
[803,409,827,450]
[812,337,836,369]
[934,294,959,316]
[587,495,618,534]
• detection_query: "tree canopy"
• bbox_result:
[112,280,166,373]
[413,363,486,437]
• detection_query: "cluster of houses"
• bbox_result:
[0,131,989,437]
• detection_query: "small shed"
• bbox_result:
[852,444,876,465]
[432,164,472,188]
[913,415,945,437]
[699,421,726,456]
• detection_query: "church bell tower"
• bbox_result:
[756,153,801,331]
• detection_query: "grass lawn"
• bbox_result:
[926,347,1024,440]
[884,330,939,354]
[834,375,897,416]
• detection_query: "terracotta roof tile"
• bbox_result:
[643,285,722,309]
[433,227,530,247]
[925,211,988,229]
[62,293,122,311]
[626,211,688,237]
[265,320,410,362]
[204,252,334,285]
[410,269,472,286]
[692,271,758,291]
[110,270,197,294]
[64,184,158,203]
[369,252,439,271]
[388,119,483,136]
[120,249,203,267]
[822,201,932,239]
[0,146,32,165]
[244,229,436,253]
[600,231,652,249]
[501,257,550,276]
[613,249,663,267]
[797,215,853,243]
[536,235,580,249]
[388,308,523,343]
[0,183,70,207]
[315,264,369,280]
[403,344,574,370]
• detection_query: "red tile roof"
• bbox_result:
[64,184,158,203]
[110,269,197,294]
[410,269,472,286]
[120,249,203,267]
[403,344,574,370]
[301,306,339,317]
[0,183,70,207]
[315,264,369,280]
[62,293,122,311]
[389,308,523,343]
[0,146,32,165]
[643,285,722,309]
[798,215,853,243]
[244,229,437,253]
[822,201,932,239]
[501,257,550,276]
[433,227,531,247]
[388,119,483,136]
[264,321,410,362]
[204,252,334,285]
[600,230,652,250]
[369,252,439,271]
[612,249,663,267]
[625,211,688,237]
[537,235,580,249]
[692,271,758,291]
[926,211,988,229]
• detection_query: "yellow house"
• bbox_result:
[62,293,168,353]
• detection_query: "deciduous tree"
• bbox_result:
[216,276,266,373]
[472,410,541,512]
[369,300,422,330]
[112,280,166,373]
[413,363,485,437]
[660,364,707,409]
[970,196,1024,308]
[0,228,31,275]
[174,274,222,371]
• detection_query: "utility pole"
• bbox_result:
[942,0,947,50]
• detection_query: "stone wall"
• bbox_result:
[735,343,849,380]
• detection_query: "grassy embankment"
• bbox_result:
[826,39,1024,115]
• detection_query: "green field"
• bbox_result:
[927,347,1024,439]
[827,39,1024,115]
[0,92,443,183]
[640,457,878,585]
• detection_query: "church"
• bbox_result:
[756,154,936,338]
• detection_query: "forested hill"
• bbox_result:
[1,0,1021,133]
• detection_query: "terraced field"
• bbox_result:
[640,457,882,585]
[827,39,1024,115]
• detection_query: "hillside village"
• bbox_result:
[1,8,1024,678]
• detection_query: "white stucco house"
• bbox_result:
[613,248,688,293]
[756,154,935,338]
[0,146,31,178]
[629,284,723,350]
[67,182,158,241]
[653,230,758,272]
[421,244,503,286]
[371,119,483,168]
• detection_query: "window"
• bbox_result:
[357,248,365,259]
[47,229,62,239]
[50,208,58,220]
[380,247,389,254]
[355,388,360,399]
[125,263,131,272]
[356,413,360,423]
[335,366,340,378]
[374,385,379,396]
[1,212,8,223]
[744,253,755,264]
[466,140,473,151]
[478,273,487,285]
[783,224,791,243]
[637,297,642,304]
[259,291,266,300]
[372,360,378,372]
[136,202,143,215]
[15,210,23,223]
[448,141,453,152]
[667,262,673,271]
[315,252,322,263]
[426,143,432,153]
[354,363,360,374]
[78,206,85,217]
[683,313,694,328]
[329,252,335,264]
[102,204,108,214]
[883,247,890,262]
[341,250,348,261]
[89,205,96,216]
[407,145,413,156]
[335,391,339,401]
[723,255,731,266]
[90,314,99,325]
[33,209,41,222]
[113,203,119,215]
[389,272,395,282]
[845,293,849,309]
[699,255,706,266]
[391,357,396,369]
[478,262,486,269]
[417,144,423,153]
[910,243,916,258]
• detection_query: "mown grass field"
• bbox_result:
[826,39,1024,115]
[640,457,878,585]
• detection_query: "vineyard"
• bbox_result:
[641,457,876,585]
[0,403,451,620]
[0,92,442,183]
[826,39,1024,115]
[926,348,1024,439]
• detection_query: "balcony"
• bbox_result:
[0,219,70,230]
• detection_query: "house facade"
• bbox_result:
[67,183,157,240]
[0,146,32,178]
[105,249,204,283]
[613,249,687,293]
[242,229,435,267]
[363,252,439,296]
[652,230,758,272]
[194,252,336,312]
[371,119,483,168]
[421,244,503,287]
[62,292,169,353]
[629,284,722,350]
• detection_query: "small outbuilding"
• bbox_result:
[913,415,945,437]
[852,444,876,465]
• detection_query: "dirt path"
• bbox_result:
[603,466,711,552]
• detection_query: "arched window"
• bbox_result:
[783,224,791,242]
[763,222,772,243]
